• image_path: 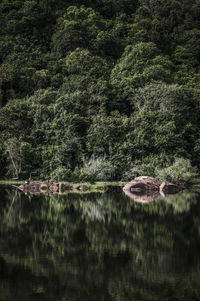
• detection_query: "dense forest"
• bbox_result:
[0,0,200,181]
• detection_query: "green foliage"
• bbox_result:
[64,48,110,80]
[0,64,14,85]
[157,157,198,185]
[80,156,116,181]
[127,82,200,161]
[110,42,173,111]
[111,42,172,91]
[50,166,72,181]
[86,111,129,156]
[0,0,200,180]
[52,5,104,57]
[122,153,169,180]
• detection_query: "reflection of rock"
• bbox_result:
[160,181,180,194]
[18,181,41,194]
[163,190,199,213]
[76,185,90,191]
[123,189,160,203]
[124,189,179,203]
[123,176,181,202]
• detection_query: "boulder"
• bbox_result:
[123,176,161,192]
[123,176,181,202]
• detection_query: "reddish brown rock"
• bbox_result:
[18,180,85,195]
[123,176,181,202]
[123,176,161,192]
[18,180,57,194]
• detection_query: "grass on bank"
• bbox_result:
[0,180,126,188]
[0,180,24,185]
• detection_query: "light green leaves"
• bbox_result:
[110,42,173,99]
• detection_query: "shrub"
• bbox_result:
[122,161,148,180]
[156,157,198,184]
[50,166,72,181]
[122,154,169,180]
[80,156,116,181]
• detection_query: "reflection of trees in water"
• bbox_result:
[161,190,199,213]
[107,261,200,301]
[80,196,116,222]
[1,188,23,228]
[0,187,200,300]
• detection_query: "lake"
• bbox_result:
[0,185,200,301]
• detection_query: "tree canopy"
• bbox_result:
[0,0,200,180]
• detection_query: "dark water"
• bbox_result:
[0,185,200,301]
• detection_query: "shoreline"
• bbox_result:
[0,180,127,195]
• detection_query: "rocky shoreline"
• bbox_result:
[18,180,99,195]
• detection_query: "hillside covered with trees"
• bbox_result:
[0,0,200,181]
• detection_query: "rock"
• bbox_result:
[123,176,181,201]
[49,182,59,193]
[18,180,90,195]
[160,181,180,194]
[123,176,161,192]
[18,180,55,194]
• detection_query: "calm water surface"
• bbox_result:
[0,185,200,301]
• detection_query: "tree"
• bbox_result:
[4,138,31,178]
[134,0,197,52]
[127,81,200,167]
[51,5,104,57]
[64,48,110,80]
[110,42,172,112]
[173,29,200,88]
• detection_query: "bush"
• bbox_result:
[80,156,116,182]
[122,161,148,180]
[122,154,169,180]
[156,157,198,184]
[50,166,72,181]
